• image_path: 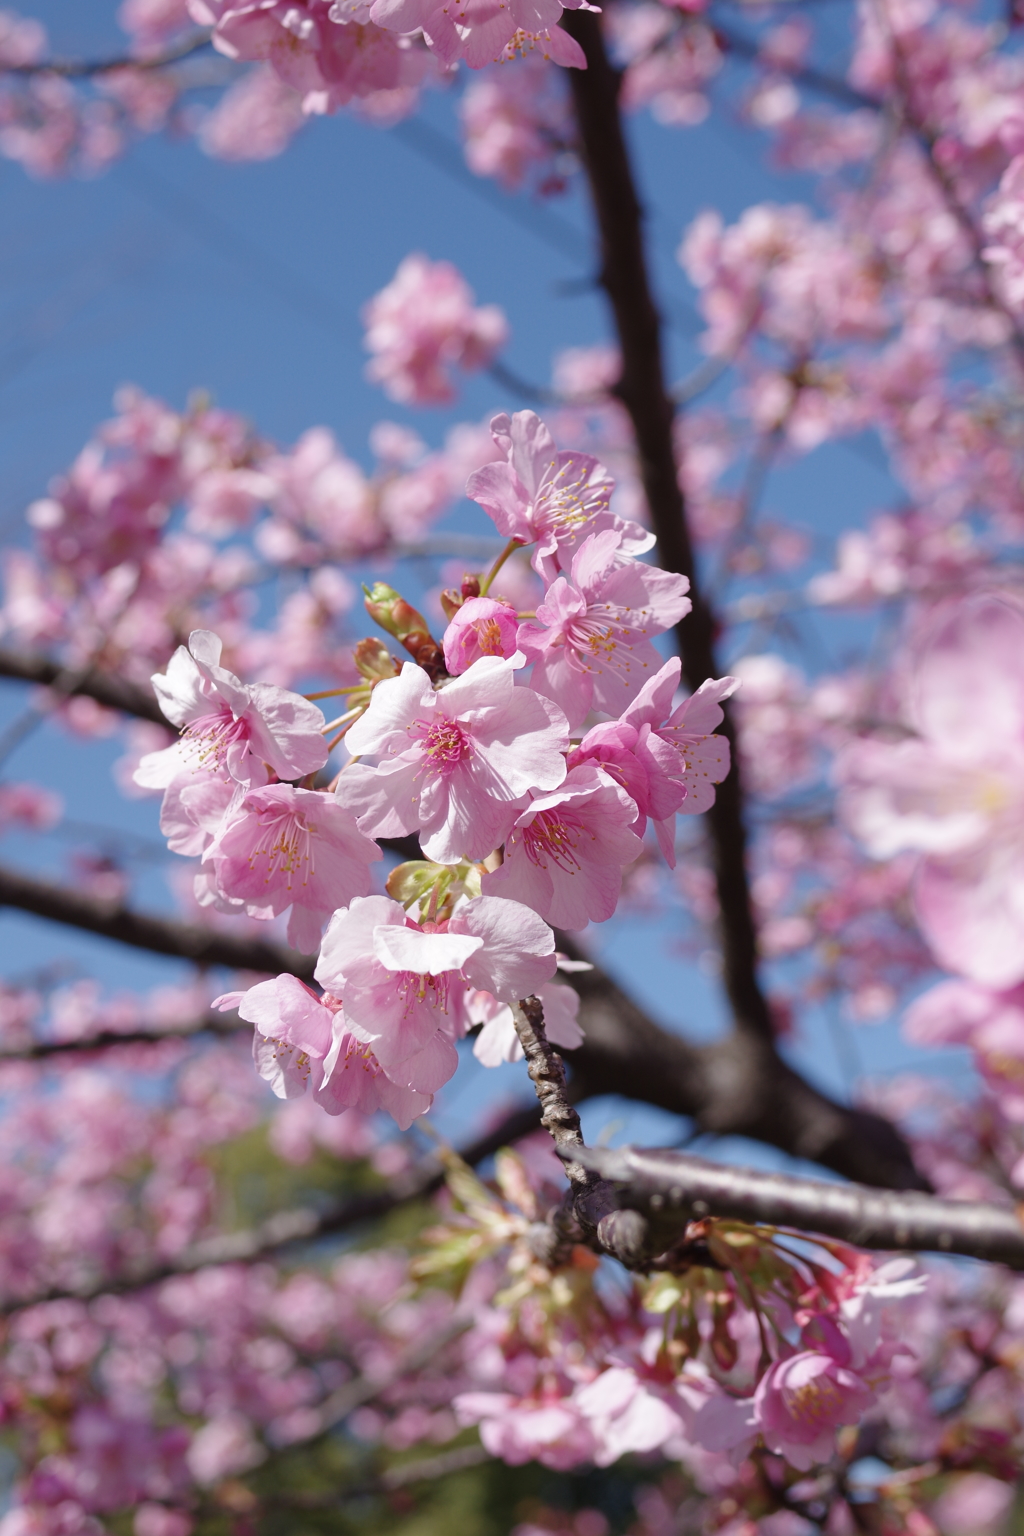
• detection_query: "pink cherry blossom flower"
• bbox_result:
[469,978,582,1066]
[442,596,520,674]
[119,0,193,50]
[134,629,328,791]
[197,66,306,163]
[453,1389,596,1468]
[362,254,508,405]
[516,532,692,729]
[614,656,736,862]
[481,766,643,929]
[367,0,589,70]
[201,783,381,951]
[753,1351,874,1470]
[314,892,556,1077]
[315,1022,432,1127]
[466,411,653,583]
[574,1365,688,1465]
[335,654,568,863]
[218,974,431,1127]
[838,595,1024,988]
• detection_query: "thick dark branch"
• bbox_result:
[1,1012,245,1060]
[0,862,924,1189]
[576,1145,1024,1268]
[0,862,315,979]
[561,12,771,1043]
[1,1101,543,1311]
[0,648,169,728]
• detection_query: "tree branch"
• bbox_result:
[0,862,315,979]
[575,1145,1024,1268]
[0,32,213,78]
[560,11,772,1044]
[0,861,925,1189]
[0,647,169,728]
[0,1012,245,1060]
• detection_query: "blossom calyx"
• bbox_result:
[363,581,446,681]
[353,636,400,682]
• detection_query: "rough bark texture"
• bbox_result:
[577,1145,1024,1269]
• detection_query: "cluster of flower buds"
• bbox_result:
[141,410,735,1125]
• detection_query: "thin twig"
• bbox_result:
[1,32,213,79]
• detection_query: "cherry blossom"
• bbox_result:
[362,255,508,404]
[335,654,569,863]
[134,629,328,791]
[219,974,431,1126]
[441,596,520,674]
[517,530,692,728]
[481,765,644,929]
[314,892,555,1078]
[839,595,1024,988]
[466,410,654,583]
[201,783,381,950]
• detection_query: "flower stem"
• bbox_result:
[304,685,362,701]
[478,537,525,598]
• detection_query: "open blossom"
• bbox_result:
[838,595,1024,988]
[610,656,736,863]
[215,974,430,1127]
[905,978,1024,1120]
[454,1387,596,1468]
[753,1352,874,1470]
[197,65,306,161]
[574,1364,689,1466]
[442,596,519,674]
[190,0,427,113]
[362,254,508,405]
[466,411,654,583]
[201,783,381,951]
[366,0,589,69]
[482,766,644,929]
[470,978,582,1065]
[315,893,556,1078]
[134,629,328,791]
[517,531,692,729]
[335,654,569,863]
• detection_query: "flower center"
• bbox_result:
[335,1033,383,1077]
[523,809,583,872]
[565,609,646,685]
[421,717,470,774]
[248,810,314,891]
[397,969,452,1016]
[180,707,250,773]
[537,461,610,536]
[783,1374,842,1432]
[475,617,506,656]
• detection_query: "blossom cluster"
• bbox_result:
[130,409,727,1126]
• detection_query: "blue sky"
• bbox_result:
[0,1,971,1159]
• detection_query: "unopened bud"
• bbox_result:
[362,582,447,683]
[461,573,481,600]
[353,637,400,682]
[363,582,430,644]
[439,588,464,622]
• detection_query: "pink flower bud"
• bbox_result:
[442,596,520,674]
